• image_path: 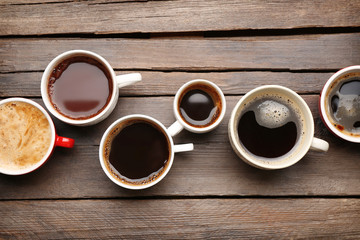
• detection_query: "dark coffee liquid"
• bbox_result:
[329,76,360,134]
[179,88,219,127]
[238,111,297,158]
[237,97,301,158]
[106,121,170,184]
[48,56,112,120]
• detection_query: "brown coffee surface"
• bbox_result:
[178,84,221,127]
[104,121,170,185]
[48,56,112,120]
[0,101,52,171]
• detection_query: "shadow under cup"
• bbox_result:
[228,86,316,170]
[99,115,174,189]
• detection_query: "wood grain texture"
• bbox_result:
[0,95,359,199]
[1,34,359,72]
[0,199,359,239]
[0,71,335,97]
[1,0,360,36]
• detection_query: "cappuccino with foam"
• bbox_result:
[0,101,52,171]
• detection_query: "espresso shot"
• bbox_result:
[48,56,113,120]
[178,84,222,128]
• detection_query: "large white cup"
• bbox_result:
[99,114,194,190]
[41,50,142,126]
[228,85,329,170]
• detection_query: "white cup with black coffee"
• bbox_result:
[99,114,194,190]
[228,85,329,170]
[41,50,142,126]
[168,79,226,135]
[319,65,360,143]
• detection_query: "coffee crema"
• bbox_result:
[0,101,52,171]
[326,72,360,136]
[103,120,170,185]
[178,84,221,127]
[237,95,303,158]
[48,56,113,120]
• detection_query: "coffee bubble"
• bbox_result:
[254,100,291,129]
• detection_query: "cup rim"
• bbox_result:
[99,114,175,190]
[319,65,360,143]
[0,98,56,175]
[228,85,314,170]
[41,49,117,126]
[173,79,226,133]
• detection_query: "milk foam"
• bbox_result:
[255,100,291,128]
[0,102,52,171]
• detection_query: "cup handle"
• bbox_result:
[173,143,194,153]
[310,137,329,152]
[116,73,142,88]
[168,120,184,137]
[55,135,75,148]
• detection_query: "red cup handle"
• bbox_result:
[55,135,75,148]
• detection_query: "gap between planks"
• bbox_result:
[1,26,360,39]
[0,195,359,202]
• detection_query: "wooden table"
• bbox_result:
[1,1,360,238]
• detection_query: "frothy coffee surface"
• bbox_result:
[0,101,52,171]
[256,100,291,128]
[238,95,303,158]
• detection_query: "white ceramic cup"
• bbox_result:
[0,98,74,175]
[319,65,360,143]
[168,79,226,135]
[41,50,142,126]
[99,114,194,190]
[228,85,329,170]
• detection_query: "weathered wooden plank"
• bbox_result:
[0,0,137,4]
[0,95,359,199]
[0,199,359,239]
[1,0,360,36]
[1,34,359,72]
[0,71,334,97]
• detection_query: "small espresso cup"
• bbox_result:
[99,114,194,190]
[228,85,329,170]
[319,65,360,143]
[168,79,226,135]
[41,50,142,126]
[0,98,74,175]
